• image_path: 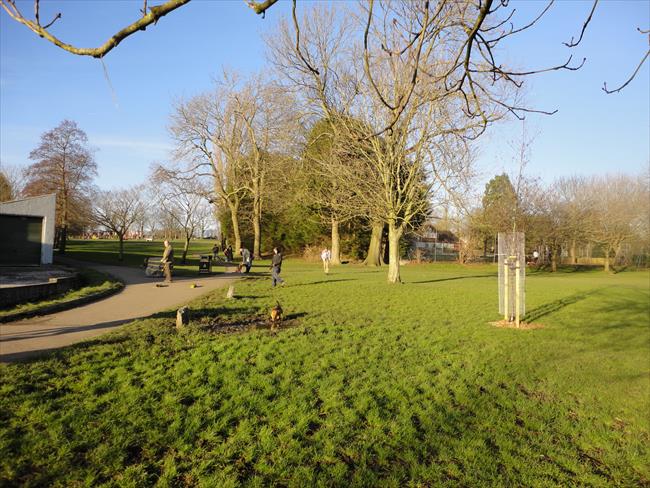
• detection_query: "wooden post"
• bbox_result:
[503,258,509,322]
[515,259,520,328]
[226,284,234,299]
[176,306,189,329]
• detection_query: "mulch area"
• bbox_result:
[193,315,298,334]
[489,320,544,330]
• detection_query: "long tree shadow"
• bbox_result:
[525,290,602,322]
[294,279,356,287]
[412,274,494,284]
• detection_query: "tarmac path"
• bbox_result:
[0,262,238,362]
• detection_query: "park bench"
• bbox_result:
[143,257,166,277]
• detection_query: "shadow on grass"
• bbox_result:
[528,265,604,275]
[525,290,602,322]
[294,279,356,287]
[411,274,494,284]
[0,321,138,362]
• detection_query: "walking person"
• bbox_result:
[161,240,174,283]
[270,247,285,287]
[240,247,253,273]
[321,248,331,274]
[212,243,220,261]
[225,245,233,262]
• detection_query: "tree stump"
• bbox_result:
[176,306,190,329]
[226,285,235,299]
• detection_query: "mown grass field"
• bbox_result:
[1,260,648,487]
[64,239,232,276]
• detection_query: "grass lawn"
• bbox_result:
[64,239,229,276]
[1,261,648,487]
[0,268,123,320]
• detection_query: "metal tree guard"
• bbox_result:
[498,232,526,327]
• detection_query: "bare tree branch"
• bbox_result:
[247,0,279,18]
[603,49,649,94]
[1,0,191,58]
[563,0,598,47]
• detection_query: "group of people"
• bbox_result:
[211,244,234,262]
[157,240,334,288]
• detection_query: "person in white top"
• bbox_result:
[321,248,331,274]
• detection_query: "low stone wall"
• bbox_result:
[0,275,80,309]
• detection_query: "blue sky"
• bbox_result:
[1,1,648,192]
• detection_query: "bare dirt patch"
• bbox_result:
[195,315,300,334]
[489,320,544,330]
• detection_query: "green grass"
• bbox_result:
[65,239,227,276]
[0,268,122,320]
[1,262,648,487]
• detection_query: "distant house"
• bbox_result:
[0,194,56,265]
[411,222,459,261]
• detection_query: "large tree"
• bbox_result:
[151,167,212,264]
[170,80,248,252]
[0,171,12,202]
[586,174,648,272]
[270,3,501,283]
[91,186,146,262]
[23,120,97,253]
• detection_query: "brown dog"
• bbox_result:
[270,302,283,330]
[235,263,244,273]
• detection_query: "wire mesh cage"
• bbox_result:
[498,232,526,322]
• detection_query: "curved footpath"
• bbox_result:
[0,262,237,362]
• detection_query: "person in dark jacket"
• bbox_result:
[270,247,285,287]
[225,245,233,262]
[240,247,253,273]
[161,240,174,283]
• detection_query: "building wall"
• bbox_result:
[0,194,56,264]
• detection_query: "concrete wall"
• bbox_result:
[0,275,79,308]
[0,194,56,264]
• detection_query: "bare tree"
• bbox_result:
[23,120,97,253]
[269,3,500,283]
[169,77,249,251]
[0,163,28,201]
[301,118,367,265]
[233,76,298,258]
[92,186,146,261]
[586,174,648,272]
[151,167,211,264]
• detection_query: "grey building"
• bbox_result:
[0,194,56,265]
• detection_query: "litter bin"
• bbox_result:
[199,255,212,274]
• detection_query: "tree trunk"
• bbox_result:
[229,204,242,252]
[252,194,262,259]
[387,220,403,284]
[118,234,124,261]
[382,225,390,265]
[363,221,384,266]
[570,239,577,264]
[551,247,558,272]
[59,225,68,254]
[331,218,341,265]
[182,234,190,264]
[59,190,68,254]
[604,246,611,272]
